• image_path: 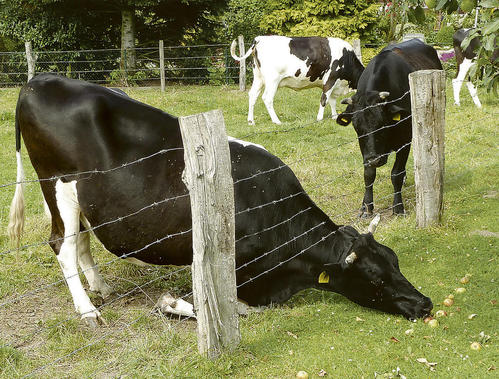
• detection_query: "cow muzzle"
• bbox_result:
[395,294,433,321]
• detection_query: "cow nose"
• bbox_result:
[418,296,433,317]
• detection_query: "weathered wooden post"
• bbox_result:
[409,70,445,227]
[159,40,165,92]
[238,35,246,91]
[25,42,36,81]
[352,39,362,64]
[179,109,240,359]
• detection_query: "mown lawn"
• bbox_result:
[0,81,497,378]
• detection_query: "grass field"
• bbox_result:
[0,81,497,378]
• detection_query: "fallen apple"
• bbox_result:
[424,316,433,324]
[296,370,309,379]
[428,319,439,328]
[443,298,454,307]
[435,310,447,317]
[460,276,470,284]
[447,294,455,300]
[470,342,482,351]
[455,287,466,294]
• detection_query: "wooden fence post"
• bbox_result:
[25,42,36,81]
[352,39,362,64]
[179,109,240,359]
[238,35,246,91]
[159,40,165,92]
[409,70,446,227]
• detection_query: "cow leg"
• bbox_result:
[391,146,410,215]
[328,79,350,120]
[248,70,264,125]
[465,81,482,108]
[452,58,473,106]
[361,167,376,218]
[55,180,103,327]
[317,88,333,121]
[77,226,114,299]
[261,79,282,124]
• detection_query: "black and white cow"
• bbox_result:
[452,28,482,108]
[9,74,432,326]
[336,39,442,217]
[231,36,364,125]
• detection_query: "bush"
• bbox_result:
[435,25,455,45]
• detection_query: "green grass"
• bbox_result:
[0,82,498,378]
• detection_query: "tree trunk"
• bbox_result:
[121,8,136,71]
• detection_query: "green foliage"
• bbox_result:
[0,0,225,50]
[435,25,455,44]
[257,0,380,40]
[459,0,477,12]
[223,0,266,41]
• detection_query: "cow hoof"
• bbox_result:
[82,309,106,328]
[393,209,406,217]
[248,120,255,126]
[82,315,104,328]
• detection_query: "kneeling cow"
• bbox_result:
[9,74,432,326]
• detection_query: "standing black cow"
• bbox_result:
[9,74,432,326]
[336,39,442,217]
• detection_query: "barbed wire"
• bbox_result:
[0,266,189,350]
[0,228,191,309]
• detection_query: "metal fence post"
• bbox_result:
[409,70,446,227]
[159,40,165,92]
[179,109,240,359]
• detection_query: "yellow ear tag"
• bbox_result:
[340,118,349,124]
[392,113,401,121]
[318,271,330,284]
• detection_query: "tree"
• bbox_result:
[223,0,380,42]
[0,0,226,52]
[260,0,379,40]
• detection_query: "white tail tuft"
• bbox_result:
[368,213,381,234]
[8,151,25,247]
[230,38,254,62]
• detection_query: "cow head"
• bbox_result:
[336,91,408,168]
[319,222,432,320]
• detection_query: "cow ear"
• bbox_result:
[387,104,406,121]
[336,113,352,126]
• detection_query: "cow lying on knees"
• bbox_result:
[337,39,442,217]
[231,36,364,125]
[9,74,432,326]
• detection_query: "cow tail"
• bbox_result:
[230,39,255,61]
[8,103,25,248]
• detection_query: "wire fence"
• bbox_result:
[0,39,460,89]
[0,79,495,376]
[0,43,240,87]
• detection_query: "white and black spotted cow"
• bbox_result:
[231,36,364,125]
[452,28,482,108]
[452,28,499,108]
[9,74,432,326]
